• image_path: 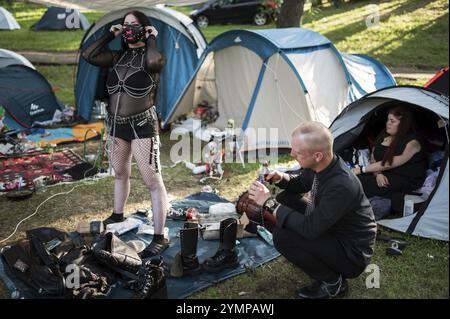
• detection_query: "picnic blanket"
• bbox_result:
[0,149,94,193]
[26,122,104,145]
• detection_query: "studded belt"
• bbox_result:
[107,108,155,125]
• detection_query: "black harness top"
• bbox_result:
[82,32,164,117]
[107,47,155,99]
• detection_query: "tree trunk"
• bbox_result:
[276,0,306,28]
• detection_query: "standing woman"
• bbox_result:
[82,11,169,257]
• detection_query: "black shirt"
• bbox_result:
[276,155,377,267]
[373,133,427,190]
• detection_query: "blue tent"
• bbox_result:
[32,6,90,31]
[0,65,62,130]
[166,28,396,151]
[75,6,206,123]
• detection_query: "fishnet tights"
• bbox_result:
[108,136,168,234]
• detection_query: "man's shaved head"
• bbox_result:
[292,122,333,155]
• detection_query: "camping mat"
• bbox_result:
[26,122,104,145]
[0,149,85,193]
[0,192,280,299]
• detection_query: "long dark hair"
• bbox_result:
[120,10,152,51]
[379,106,416,166]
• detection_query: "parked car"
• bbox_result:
[190,0,275,28]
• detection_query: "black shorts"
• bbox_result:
[108,115,157,142]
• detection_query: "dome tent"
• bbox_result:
[0,6,20,30]
[1,50,62,131]
[31,6,90,31]
[165,28,396,151]
[424,66,449,97]
[0,49,35,69]
[0,65,63,131]
[330,86,449,241]
[75,6,207,123]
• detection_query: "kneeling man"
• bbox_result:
[248,122,377,299]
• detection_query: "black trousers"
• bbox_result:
[357,173,413,199]
[273,191,365,282]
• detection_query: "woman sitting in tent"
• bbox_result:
[82,10,169,257]
[352,106,427,218]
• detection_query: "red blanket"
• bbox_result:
[0,149,83,192]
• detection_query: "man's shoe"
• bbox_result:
[295,278,348,299]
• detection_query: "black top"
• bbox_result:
[373,133,427,190]
[81,32,164,117]
[276,155,377,268]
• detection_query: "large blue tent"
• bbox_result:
[75,6,206,123]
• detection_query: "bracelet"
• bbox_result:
[362,166,366,174]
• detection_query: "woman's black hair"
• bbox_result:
[377,105,417,166]
[120,10,153,51]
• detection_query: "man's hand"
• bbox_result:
[145,26,158,39]
[110,24,122,37]
[265,170,284,184]
[352,166,362,175]
[248,181,271,206]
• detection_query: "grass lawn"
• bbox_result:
[0,1,103,51]
[0,132,448,299]
[0,0,448,69]
[1,69,446,298]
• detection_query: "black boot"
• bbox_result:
[170,222,202,277]
[132,257,168,299]
[202,218,239,273]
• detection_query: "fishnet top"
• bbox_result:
[82,32,165,117]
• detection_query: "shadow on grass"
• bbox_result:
[317,0,438,45]
[369,12,449,68]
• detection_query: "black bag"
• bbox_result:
[2,242,66,297]
[3,228,114,299]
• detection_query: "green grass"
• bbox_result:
[0,0,448,69]
[0,134,448,299]
[36,65,78,106]
[0,0,103,51]
[302,0,449,69]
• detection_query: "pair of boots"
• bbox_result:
[170,218,239,277]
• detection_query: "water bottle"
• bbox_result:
[403,196,415,217]
[258,161,270,184]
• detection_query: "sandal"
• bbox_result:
[140,238,169,258]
